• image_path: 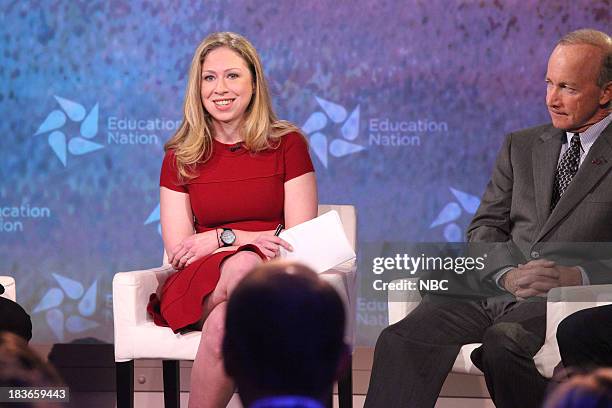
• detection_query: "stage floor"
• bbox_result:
[35,345,494,407]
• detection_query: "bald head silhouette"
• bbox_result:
[222,261,347,407]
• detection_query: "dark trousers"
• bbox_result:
[557,304,612,370]
[364,296,549,408]
[0,296,32,342]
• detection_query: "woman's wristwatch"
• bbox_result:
[219,228,236,247]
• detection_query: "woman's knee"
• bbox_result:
[223,251,262,286]
[229,250,261,271]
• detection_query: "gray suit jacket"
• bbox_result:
[467,122,612,288]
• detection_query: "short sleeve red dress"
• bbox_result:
[147,132,314,333]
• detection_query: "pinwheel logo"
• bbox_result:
[302,97,364,168]
[144,203,162,236]
[430,188,481,242]
[34,96,103,166]
[32,274,99,342]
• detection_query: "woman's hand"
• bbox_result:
[252,233,293,259]
[168,230,219,270]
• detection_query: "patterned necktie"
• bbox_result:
[551,133,582,209]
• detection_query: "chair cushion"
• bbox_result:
[453,344,483,375]
[454,341,557,378]
[115,322,202,362]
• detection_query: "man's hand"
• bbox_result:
[500,259,583,298]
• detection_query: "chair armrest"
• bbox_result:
[546,284,612,355]
[112,265,175,329]
[535,284,612,378]
[547,284,612,303]
[388,278,422,325]
[320,259,357,349]
[0,276,16,301]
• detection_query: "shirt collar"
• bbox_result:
[565,113,612,152]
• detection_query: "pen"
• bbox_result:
[274,224,284,236]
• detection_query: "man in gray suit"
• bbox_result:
[365,29,612,408]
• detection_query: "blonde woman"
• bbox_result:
[147,32,317,407]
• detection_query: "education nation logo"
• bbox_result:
[302,97,364,167]
[430,188,481,242]
[34,96,103,166]
[32,274,99,341]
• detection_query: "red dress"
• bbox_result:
[147,132,314,333]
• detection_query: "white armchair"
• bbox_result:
[113,204,357,408]
[388,280,612,383]
[0,276,16,301]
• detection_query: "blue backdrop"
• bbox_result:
[0,0,608,345]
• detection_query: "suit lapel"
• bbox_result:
[536,123,612,241]
[532,127,563,230]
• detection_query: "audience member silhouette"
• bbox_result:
[0,331,63,407]
[222,261,348,408]
[543,368,612,408]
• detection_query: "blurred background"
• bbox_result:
[0,0,608,345]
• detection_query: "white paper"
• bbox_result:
[278,210,356,273]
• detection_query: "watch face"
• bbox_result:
[220,229,236,245]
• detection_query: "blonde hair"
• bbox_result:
[165,32,301,181]
[558,29,612,87]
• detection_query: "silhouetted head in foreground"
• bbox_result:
[544,368,612,408]
[223,261,348,407]
[0,331,63,407]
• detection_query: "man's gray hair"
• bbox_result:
[558,29,612,87]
